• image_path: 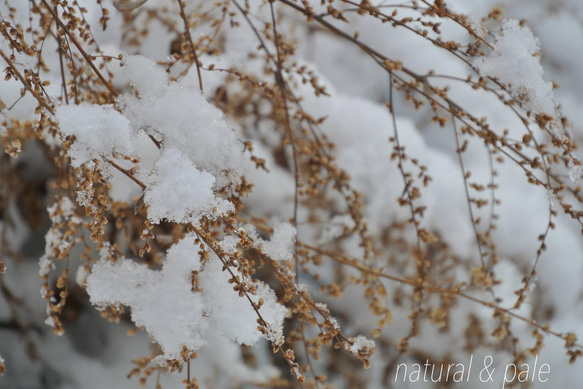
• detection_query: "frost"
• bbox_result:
[55,102,135,168]
[38,256,55,277]
[48,196,82,225]
[44,316,55,328]
[57,197,83,224]
[345,335,375,355]
[547,189,558,212]
[569,164,583,183]
[315,302,327,310]
[219,235,240,255]
[329,315,340,330]
[40,197,82,281]
[74,161,98,211]
[315,303,340,329]
[467,16,487,39]
[473,19,557,116]
[296,283,309,294]
[75,189,93,209]
[98,242,114,261]
[142,148,234,224]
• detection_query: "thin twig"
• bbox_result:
[177,0,204,92]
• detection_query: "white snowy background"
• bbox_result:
[1,0,583,388]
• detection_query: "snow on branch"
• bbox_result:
[473,19,557,117]
[86,236,287,364]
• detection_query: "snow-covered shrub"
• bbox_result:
[1,0,583,388]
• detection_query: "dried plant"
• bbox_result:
[2,0,583,388]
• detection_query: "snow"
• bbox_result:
[199,257,287,346]
[473,19,557,117]
[219,235,240,255]
[118,55,249,187]
[39,197,82,290]
[86,237,207,361]
[242,222,297,262]
[57,197,83,224]
[301,90,475,258]
[322,214,356,241]
[569,164,583,183]
[254,223,297,262]
[142,148,234,224]
[75,265,90,287]
[55,103,135,168]
[86,234,287,362]
[38,256,54,278]
[345,335,376,355]
[4,0,583,388]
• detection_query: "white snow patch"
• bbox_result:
[142,148,234,224]
[55,103,135,168]
[86,234,287,362]
[473,19,557,116]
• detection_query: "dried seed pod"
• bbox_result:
[112,0,148,11]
